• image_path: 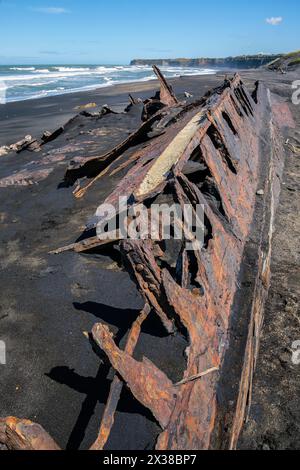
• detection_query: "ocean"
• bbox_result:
[0,64,217,103]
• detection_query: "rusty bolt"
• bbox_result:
[191,288,201,297]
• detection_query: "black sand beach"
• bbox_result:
[0,71,299,450]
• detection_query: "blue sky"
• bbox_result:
[0,0,299,64]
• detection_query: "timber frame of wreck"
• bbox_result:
[0,67,294,450]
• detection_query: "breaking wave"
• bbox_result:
[0,64,217,103]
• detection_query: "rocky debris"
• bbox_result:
[285,138,300,155]
[58,72,289,450]
[62,65,217,194]
[0,135,40,155]
[141,98,166,121]
[1,103,120,160]
[11,135,34,152]
[0,168,53,188]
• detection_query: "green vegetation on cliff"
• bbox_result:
[267,50,300,70]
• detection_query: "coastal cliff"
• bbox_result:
[130,54,282,68]
[267,50,300,70]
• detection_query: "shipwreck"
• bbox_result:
[0,66,294,450]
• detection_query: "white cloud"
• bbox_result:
[266,16,283,26]
[32,7,69,14]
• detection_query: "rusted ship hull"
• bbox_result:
[0,70,293,450]
[88,74,288,450]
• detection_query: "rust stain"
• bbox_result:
[0,417,60,450]
[92,323,177,429]
[90,303,150,451]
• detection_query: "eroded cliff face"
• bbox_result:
[267,50,300,71]
[130,55,282,69]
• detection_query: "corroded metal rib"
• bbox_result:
[91,323,177,429]
[0,417,60,450]
[90,303,150,451]
[152,65,179,106]
[121,239,175,334]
